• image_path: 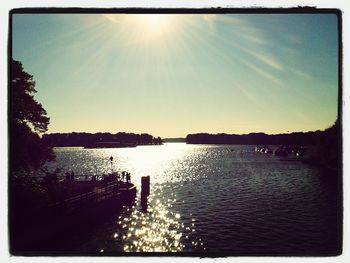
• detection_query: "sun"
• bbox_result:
[132,14,172,34]
[128,14,175,42]
[103,14,180,45]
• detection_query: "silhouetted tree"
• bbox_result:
[10,59,54,171]
[10,60,56,249]
[314,118,340,170]
[186,130,327,146]
[43,132,163,147]
[155,136,163,145]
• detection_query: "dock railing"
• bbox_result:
[47,180,128,214]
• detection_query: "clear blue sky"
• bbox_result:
[12,13,339,137]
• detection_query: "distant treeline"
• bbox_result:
[186,124,338,146]
[163,138,186,143]
[43,132,163,147]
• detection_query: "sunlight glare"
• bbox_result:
[126,14,178,44]
[133,14,172,34]
[104,14,180,45]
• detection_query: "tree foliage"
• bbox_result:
[315,119,340,170]
[186,130,325,145]
[10,60,54,171]
[11,60,49,132]
[43,132,163,147]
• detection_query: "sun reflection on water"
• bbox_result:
[102,185,205,253]
[50,144,337,253]
[117,194,183,252]
[50,143,202,185]
[50,144,207,252]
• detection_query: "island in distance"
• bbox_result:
[43,132,163,148]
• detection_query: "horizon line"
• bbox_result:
[44,127,335,138]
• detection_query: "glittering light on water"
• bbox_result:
[110,186,204,252]
[49,144,209,252]
[120,196,185,252]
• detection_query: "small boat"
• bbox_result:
[255,145,272,154]
[275,145,307,159]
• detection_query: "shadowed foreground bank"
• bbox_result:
[10,171,137,254]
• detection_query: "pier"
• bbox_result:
[11,171,137,252]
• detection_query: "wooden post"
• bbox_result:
[141,176,150,196]
[109,156,113,174]
[141,176,150,213]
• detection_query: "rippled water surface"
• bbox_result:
[48,143,341,254]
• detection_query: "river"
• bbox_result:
[46,143,341,255]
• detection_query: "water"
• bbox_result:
[46,143,341,255]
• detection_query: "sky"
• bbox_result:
[12,13,339,138]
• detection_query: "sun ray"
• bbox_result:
[102,14,182,47]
